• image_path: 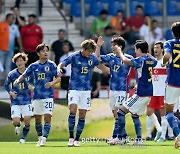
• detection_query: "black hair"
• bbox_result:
[111,35,126,50]
[134,40,148,53]
[171,22,180,38]
[28,14,36,18]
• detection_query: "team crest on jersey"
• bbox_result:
[45,66,49,72]
[88,60,93,66]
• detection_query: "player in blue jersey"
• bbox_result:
[58,39,109,147]
[96,36,133,145]
[13,44,61,146]
[114,40,157,145]
[161,22,180,148]
[4,53,33,144]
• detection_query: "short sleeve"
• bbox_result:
[164,41,172,53]
[131,57,143,69]
[63,54,73,66]
[101,55,111,63]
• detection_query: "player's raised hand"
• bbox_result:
[97,36,104,47]
[45,82,53,88]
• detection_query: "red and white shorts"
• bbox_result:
[147,96,165,111]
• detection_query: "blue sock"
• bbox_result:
[166,112,180,137]
[117,109,126,139]
[112,118,119,138]
[43,122,51,138]
[122,128,128,138]
[35,123,42,137]
[132,114,142,138]
[75,118,85,141]
[68,113,76,138]
[21,125,30,139]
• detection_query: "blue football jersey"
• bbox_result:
[63,51,99,90]
[101,53,132,91]
[4,68,32,106]
[131,55,157,96]
[164,39,180,87]
[23,60,58,99]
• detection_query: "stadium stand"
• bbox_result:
[108,1,124,16]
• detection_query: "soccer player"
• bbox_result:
[146,41,174,142]
[162,22,180,148]
[13,43,61,146]
[4,53,33,144]
[58,39,109,147]
[95,36,133,145]
[114,40,157,145]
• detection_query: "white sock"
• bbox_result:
[146,116,152,137]
[161,116,168,139]
[168,124,174,137]
[149,113,162,132]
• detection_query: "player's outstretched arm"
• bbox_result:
[114,45,132,65]
[57,62,65,76]
[97,64,110,74]
[13,75,25,87]
[45,76,61,88]
[95,36,104,61]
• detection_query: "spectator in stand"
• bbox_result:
[20,14,43,66]
[59,43,73,90]
[0,13,23,78]
[90,9,110,37]
[12,6,26,29]
[12,6,26,57]
[14,0,43,16]
[101,26,113,55]
[152,19,165,43]
[127,5,145,45]
[111,10,130,39]
[15,0,26,8]
[50,29,74,65]
[139,14,154,47]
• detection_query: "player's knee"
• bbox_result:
[44,114,51,123]
[165,104,174,112]
[24,117,31,125]
[12,118,20,126]
[146,108,154,116]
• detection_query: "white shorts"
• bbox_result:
[32,98,54,115]
[109,90,128,110]
[174,97,180,112]
[165,85,180,105]
[123,94,151,116]
[68,90,91,110]
[11,104,33,118]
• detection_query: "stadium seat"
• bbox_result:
[64,0,77,4]
[165,29,173,40]
[144,1,161,16]
[89,1,104,16]
[85,0,95,4]
[130,1,142,15]
[167,1,180,15]
[100,0,113,3]
[108,1,124,16]
[70,2,81,17]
